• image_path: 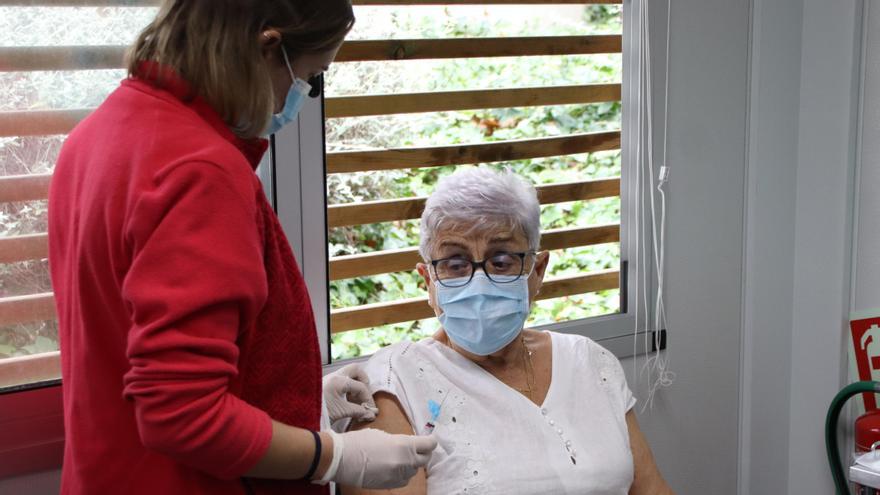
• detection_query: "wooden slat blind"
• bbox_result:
[0,293,56,326]
[335,35,621,62]
[0,234,49,264]
[325,84,620,118]
[0,36,619,72]
[327,131,621,174]
[326,3,623,335]
[0,175,51,203]
[327,177,619,228]
[329,224,619,280]
[0,109,91,138]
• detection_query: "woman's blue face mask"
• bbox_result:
[264,45,312,136]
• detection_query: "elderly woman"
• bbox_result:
[342,167,674,495]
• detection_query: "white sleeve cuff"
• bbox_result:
[313,430,344,485]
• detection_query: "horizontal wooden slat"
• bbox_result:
[326,83,620,118]
[331,247,423,281]
[0,108,90,137]
[0,293,56,326]
[0,35,619,71]
[0,234,48,264]
[327,131,620,174]
[540,223,619,251]
[535,268,618,300]
[0,0,620,5]
[0,46,125,72]
[336,35,621,62]
[0,174,51,203]
[536,177,619,204]
[0,97,620,140]
[330,269,618,333]
[329,223,619,280]
[328,177,619,228]
[0,351,61,391]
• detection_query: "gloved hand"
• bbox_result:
[322,429,438,489]
[323,363,379,424]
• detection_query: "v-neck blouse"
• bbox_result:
[361,332,636,495]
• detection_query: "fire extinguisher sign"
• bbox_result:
[851,310,880,411]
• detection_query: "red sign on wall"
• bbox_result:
[851,313,880,411]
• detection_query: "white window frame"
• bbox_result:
[270,0,661,365]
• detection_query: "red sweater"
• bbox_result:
[48,65,327,495]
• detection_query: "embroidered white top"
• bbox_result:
[361,331,636,495]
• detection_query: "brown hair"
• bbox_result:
[127,0,354,138]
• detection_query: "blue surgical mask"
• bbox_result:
[264,46,312,136]
[436,272,531,356]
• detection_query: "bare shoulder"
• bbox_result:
[342,393,427,495]
[349,392,415,435]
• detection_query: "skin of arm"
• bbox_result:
[340,392,428,495]
[245,422,335,480]
[627,411,676,495]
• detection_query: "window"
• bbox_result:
[1,1,651,386]
[0,3,160,392]
[0,3,279,392]
[272,0,650,365]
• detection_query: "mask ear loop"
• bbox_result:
[522,251,539,279]
[279,44,296,81]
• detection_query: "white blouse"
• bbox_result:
[361,331,636,495]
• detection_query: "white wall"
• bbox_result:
[739,0,803,492]
[629,1,865,494]
[621,1,750,494]
[787,2,861,493]
[854,2,880,313]
[741,1,864,494]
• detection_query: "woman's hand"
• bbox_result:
[324,363,379,425]
[324,429,437,489]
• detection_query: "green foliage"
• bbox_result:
[328,6,623,360]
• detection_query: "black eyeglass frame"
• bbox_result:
[429,251,537,288]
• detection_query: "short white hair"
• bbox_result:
[419,166,541,260]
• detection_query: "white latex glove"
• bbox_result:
[323,363,379,424]
[320,429,437,489]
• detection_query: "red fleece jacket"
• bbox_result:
[48,65,326,495]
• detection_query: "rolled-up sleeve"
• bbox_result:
[121,160,272,479]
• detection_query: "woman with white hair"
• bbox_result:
[341,167,674,495]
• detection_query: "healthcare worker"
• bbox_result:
[47,1,436,494]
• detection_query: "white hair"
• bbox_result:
[419,166,541,260]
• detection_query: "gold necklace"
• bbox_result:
[517,334,536,399]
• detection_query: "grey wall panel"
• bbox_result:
[740,1,803,493]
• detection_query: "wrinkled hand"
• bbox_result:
[327,429,438,489]
[323,363,378,424]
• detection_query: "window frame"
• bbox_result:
[271,0,661,366]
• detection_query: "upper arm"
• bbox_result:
[626,411,675,495]
[120,162,272,478]
[340,392,427,495]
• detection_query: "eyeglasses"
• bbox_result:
[430,251,536,288]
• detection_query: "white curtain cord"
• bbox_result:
[632,0,675,413]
